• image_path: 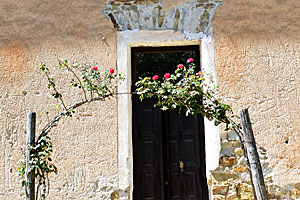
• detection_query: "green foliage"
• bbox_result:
[17,154,26,186]
[135,61,240,131]
[19,57,242,199]
[19,59,124,199]
[18,136,56,198]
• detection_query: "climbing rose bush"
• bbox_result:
[18,59,124,200]
[109,68,114,74]
[177,64,184,69]
[152,75,159,81]
[186,57,194,63]
[164,73,171,79]
[135,58,235,129]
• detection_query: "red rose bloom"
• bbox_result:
[164,73,170,79]
[197,71,202,76]
[187,58,194,63]
[92,66,98,70]
[177,64,184,69]
[152,75,159,81]
[109,68,114,74]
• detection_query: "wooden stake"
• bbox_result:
[240,109,268,200]
[26,112,36,200]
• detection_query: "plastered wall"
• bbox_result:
[1,0,300,199]
[213,0,300,186]
[0,0,120,199]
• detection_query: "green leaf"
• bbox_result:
[161,106,169,111]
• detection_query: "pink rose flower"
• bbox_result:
[197,71,202,76]
[152,75,159,81]
[187,58,194,63]
[92,66,98,70]
[109,68,114,74]
[177,64,184,69]
[164,73,170,79]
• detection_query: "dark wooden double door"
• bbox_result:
[132,46,208,200]
[133,98,208,200]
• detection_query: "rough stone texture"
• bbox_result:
[212,195,225,200]
[212,185,228,195]
[103,0,222,34]
[213,0,300,188]
[210,131,300,200]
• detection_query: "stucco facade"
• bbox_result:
[1,0,300,199]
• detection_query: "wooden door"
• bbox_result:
[162,109,207,199]
[132,46,208,200]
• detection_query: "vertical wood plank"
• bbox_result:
[240,109,268,200]
[26,112,36,200]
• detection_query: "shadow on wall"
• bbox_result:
[0,42,30,83]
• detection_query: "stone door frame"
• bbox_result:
[116,29,220,199]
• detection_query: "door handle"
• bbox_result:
[179,161,184,172]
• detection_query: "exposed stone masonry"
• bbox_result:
[103,0,222,34]
[209,131,300,200]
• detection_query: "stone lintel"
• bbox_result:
[103,0,222,34]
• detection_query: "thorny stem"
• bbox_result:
[44,73,68,111]
[29,64,126,200]
[39,92,137,140]
[64,63,88,101]
[39,92,131,140]
[228,117,243,136]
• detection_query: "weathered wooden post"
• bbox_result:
[240,109,268,200]
[26,112,36,200]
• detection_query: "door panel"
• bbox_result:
[164,110,205,200]
[133,100,163,200]
[133,103,207,199]
[132,46,207,200]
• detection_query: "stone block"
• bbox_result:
[295,183,300,190]
[220,142,234,157]
[111,2,121,6]
[212,195,225,200]
[241,172,251,182]
[221,132,227,142]
[233,165,248,173]
[103,0,221,33]
[231,141,241,149]
[238,183,254,200]
[290,189,300,198]
[205,3,217,9]
[227,192,239,200]
[234,148,243,156]
[211,172,238,182]
[237,156,246,165]
[219,156,236,166]
[228,131,240,141]
[134,0,159,4]
[212,185,228,195]
[111,191,120,200]
[111,0,132,2]
[267,184,288,199]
